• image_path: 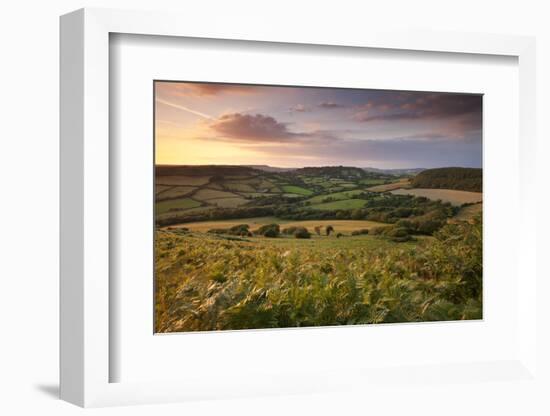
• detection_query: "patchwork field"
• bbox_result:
[391,188,482,206]
[366,178,410,192]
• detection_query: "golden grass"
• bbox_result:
[165,217,386,233]
[366,178,410,192]
[390,188,482,206]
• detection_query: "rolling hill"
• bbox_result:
[410,167,482,192]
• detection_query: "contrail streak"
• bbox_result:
[156,98,214,120]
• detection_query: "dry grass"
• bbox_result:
[165,217,386,233]
[366,178,410,192]
[451,203,483,223]
[390,188,482,206]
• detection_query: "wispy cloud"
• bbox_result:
[156,98,214,120]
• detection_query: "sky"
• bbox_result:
[154,81,482,169]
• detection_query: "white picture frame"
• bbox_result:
[60,7,539,408]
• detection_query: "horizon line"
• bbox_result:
[155,163,481,170]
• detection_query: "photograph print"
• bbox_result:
[154,81,482,333]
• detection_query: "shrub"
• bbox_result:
[395,219,413,230]
[386,227,412,242]
[415,219,443,235]
[370,226,390,235]
[336,233,343,238]
[256,223,280,238]
[208,228,229,234]
[208,224,251,236]
[282,226,298,235]
[229,224,250,236]
[263,228,279,238]
[351,228,369,236]
[393,207,413,218]
[293,227,311,239]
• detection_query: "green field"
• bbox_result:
[156,197,201,214]
[309,199,367,210]
[193,188,238,201]
[359,178,388,186]
[307,189,365,204]
[222,182,257,192]
[281,185,314,195]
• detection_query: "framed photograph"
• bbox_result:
[60,8,540,409]
[153,80,484,334]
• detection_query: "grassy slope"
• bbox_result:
[451,203,483,222]
[306,189,364,204]
[155,218,482,332]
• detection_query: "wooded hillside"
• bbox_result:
[411,167,482,192]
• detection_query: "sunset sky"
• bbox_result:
[154,81,482,169]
